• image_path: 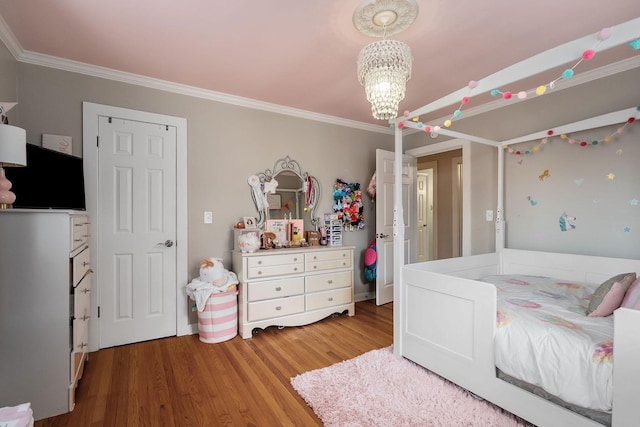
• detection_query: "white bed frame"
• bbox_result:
[399,249,640,427]
[388,17,640,427]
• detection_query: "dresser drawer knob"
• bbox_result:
[328,297,334,302]
[258,271,263,275]
[275,286,282,292]
[327,280,333,284]
[258,260,263,265]
[293,267,298,271]
[275,306,282,311]
[313,265,317,269]
[293,257,298,261]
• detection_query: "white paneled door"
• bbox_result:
[375,149,416,305]
[98,117,177,348]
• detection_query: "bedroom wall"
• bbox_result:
[0,41,395,326]
[504,123,640,259]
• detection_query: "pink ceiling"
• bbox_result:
[0,0,638,126]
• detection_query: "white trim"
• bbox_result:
[82,102,189,351]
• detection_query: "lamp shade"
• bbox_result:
[0,124,27,166]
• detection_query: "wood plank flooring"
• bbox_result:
[35,300,393,427]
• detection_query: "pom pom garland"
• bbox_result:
[505,110,639,157]
[416,24,635,142]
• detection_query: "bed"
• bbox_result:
[388,17,640,427]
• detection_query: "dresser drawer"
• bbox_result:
[71,316,89,383]
[247,253,303,268]
[306,250,351,272]
[71,216,90,251]
[248,277,304,302]
[248,295,305,322]
[247,261,303,279]
[72,247,91,286]
[306,287,352,311]
[73,273,91,319]
[306,271,352,293]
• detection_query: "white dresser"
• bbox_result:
[232,246,355,339]
[0,210,91,421]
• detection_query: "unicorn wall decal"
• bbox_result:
[559,212,577,231]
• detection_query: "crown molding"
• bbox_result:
[0,15,391,135]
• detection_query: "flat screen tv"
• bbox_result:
[7,143,86,210]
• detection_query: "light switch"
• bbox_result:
[485,210,493,221]
[204,211,213,224]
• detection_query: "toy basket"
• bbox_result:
[197,288,238,343]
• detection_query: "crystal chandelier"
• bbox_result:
[354,0,418,121]
[357,39,412,121]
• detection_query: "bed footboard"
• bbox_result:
[399,253,499,391]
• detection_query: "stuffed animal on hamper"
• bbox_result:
[199,258,227,286]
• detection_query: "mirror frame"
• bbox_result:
[251,156,320,228]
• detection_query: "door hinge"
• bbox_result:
[98,306,100,318]
[96,136,99,147]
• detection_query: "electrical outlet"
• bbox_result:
[486,210,494,221]
[204,211,213,224]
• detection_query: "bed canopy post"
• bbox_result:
[393,124,405,357]
[496,145,505,251]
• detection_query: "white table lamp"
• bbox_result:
[0,103,27,209]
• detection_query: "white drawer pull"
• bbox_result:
[275,306,282,311]
[275,287,282,291]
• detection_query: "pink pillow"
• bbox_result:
[621,277,640,310]
[588,274,636,317]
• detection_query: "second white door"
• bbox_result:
[98,116,177,348]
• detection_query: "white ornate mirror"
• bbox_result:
[248,156,320,229]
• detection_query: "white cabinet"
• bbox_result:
[233,246,355,339]
[0,210,91,421]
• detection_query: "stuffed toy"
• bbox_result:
[186,257,239,312]
[364,240,377,282]
[199,257,227,286]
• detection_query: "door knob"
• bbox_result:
[158,240,174,247]
[377,233,389,238]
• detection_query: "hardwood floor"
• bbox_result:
[36,300,393,427]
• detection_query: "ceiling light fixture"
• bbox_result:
[354,0,418,121]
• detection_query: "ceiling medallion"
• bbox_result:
[353,0,419,38]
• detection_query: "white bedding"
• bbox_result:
[481,274,613,413]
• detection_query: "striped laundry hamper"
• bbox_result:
[197,288,238,343]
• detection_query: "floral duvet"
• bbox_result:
[481,274,613,412]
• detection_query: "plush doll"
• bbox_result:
[364,241,377,282]
[199,257,227,286]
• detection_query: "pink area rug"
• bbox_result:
[291,347,531,427]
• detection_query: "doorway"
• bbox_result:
[416,163,435,263]
[83,102,189,351]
